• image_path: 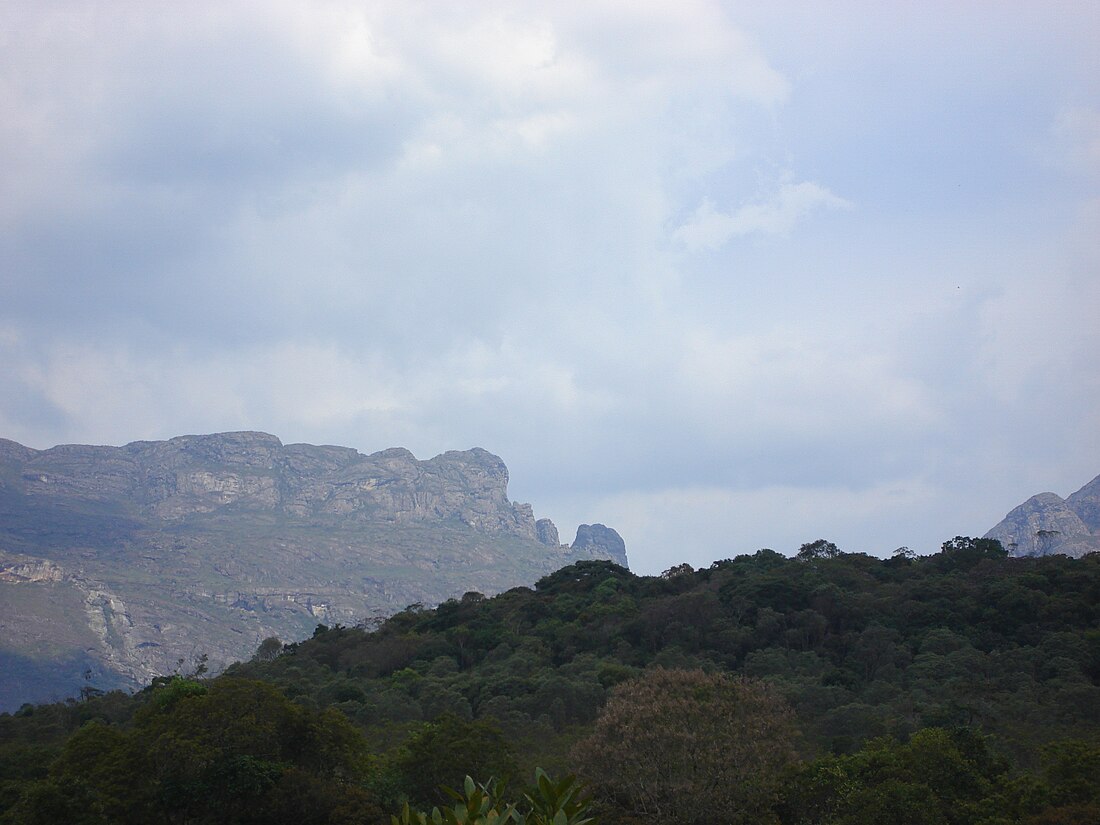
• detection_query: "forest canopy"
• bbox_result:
[2,539,1098,824]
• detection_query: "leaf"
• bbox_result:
[538,772,553,801]
[442,785,463,802]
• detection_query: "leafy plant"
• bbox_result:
[520,768,595,825]
[394,771,596,825]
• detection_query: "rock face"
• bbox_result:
[0,432,627,710]
[1066,475,1100,532]
[535,518,560,547]
[984,473,1100,558]
[9,432,538,534]
[571,523,629,568]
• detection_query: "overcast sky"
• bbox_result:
[2,1,1098,574]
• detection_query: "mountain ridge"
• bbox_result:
[0,431,627,710]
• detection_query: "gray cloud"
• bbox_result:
[1,2,1098,573]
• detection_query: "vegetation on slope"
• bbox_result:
[2,538,1098,823]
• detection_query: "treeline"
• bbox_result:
[1,538,1098,823]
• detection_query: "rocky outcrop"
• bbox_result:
[0,432,628,709]
[0,550,157,686]
[10,432,546,538]
[0,552,66,584]
[536,518,560,547]
[1066,475,1100,532]
[984,474,1100,558]
[572,523,629,568]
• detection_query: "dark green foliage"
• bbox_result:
[798,540,842,561]
[226,547,1098,774]
[572,668,797,824]
[782,730,1100,825]
[783,727,1012,824]
[1,679,384,824]
[2,541,1098,824]
[395,714,519,808]
[1038,739,1100,809]
[393,770,595,825]
[935,536,1010,572]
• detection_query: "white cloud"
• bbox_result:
[1,1,1098,574]
[674,181,852,251]
[672,326,941,441]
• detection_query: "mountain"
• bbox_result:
[984,472,1100,558]
[0,432,627,710]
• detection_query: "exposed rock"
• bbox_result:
[536,518,560,547]
[1066,474,1100,532]
[0,432,628,709]
[0,438,36,466]
[0,552,66,584]
[572,523,629,568]
[14,433,540,537]
[984,474,1100,558]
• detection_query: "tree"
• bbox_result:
[395,714,519,808]
[12,678,382,825]
[570,668,798,824]
[253,636,283,662]
[1040,739,1100,809]
[783,727,1012,825]
[798,539,842,561]
[934,536,1007,571]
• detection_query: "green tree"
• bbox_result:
[395,714,519,808]
[934,536,1007,572]
[253,636,283,662]
[784,727,1012,825]
[9,678,381,825]
[571,668,798,825]
[798,539,842,561]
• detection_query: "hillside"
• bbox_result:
[228,540,1100,764]
[0,432,626,710]
[2,541,1098,824]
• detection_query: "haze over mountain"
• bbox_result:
[984,473,1100,558]
[0,431,626,710]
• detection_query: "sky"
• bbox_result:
[1,1,1098,575]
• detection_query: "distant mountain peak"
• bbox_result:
[984,473,1100,558]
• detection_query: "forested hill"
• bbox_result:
[2,539,1099,824]
[235,538,1100,758]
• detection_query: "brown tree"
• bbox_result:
[570,667,798,825]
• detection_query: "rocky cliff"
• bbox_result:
[984,473,1100,558]
[0,432,628,710]
[6,432,539,534]
[571,523,628,567]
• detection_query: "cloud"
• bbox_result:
[0,1,1098,575]
[674,181,852,251]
